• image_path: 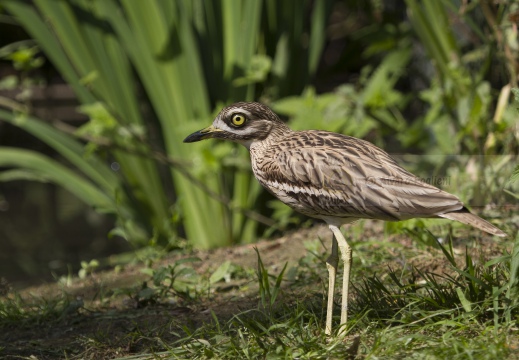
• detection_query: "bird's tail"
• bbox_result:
[439,209,507,237]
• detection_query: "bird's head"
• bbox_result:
[183,102,289,149]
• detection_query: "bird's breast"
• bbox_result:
[249,147,357,218]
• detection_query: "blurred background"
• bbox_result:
[0,0,517,287]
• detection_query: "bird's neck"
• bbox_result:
[247,123,292,152]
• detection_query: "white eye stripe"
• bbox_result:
[233,126,259,135]
[213,117,234,132]
[233,109,252,117]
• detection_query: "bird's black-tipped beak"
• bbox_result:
[183,125,223,143]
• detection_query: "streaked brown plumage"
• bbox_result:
[184,101,507,335]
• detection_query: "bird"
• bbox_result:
[183,101,507,336]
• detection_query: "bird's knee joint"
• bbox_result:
[338,244,351,255]
[326,255,338,269]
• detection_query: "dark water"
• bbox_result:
[0,180,130,289]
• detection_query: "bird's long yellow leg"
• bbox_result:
[329,225,352,336]
[325,235,338,335]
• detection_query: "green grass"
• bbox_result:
[0,219,517,359]
[160,240,518,359]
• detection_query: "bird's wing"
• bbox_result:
[271,131,463,220]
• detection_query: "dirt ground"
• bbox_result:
[0,220,515,359]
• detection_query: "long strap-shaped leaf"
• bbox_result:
[0,109,118,193]
[4,0,174,242]
[0,147,115,211]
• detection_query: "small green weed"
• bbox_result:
[138,257,202,304]
[255,247,287,315]
[78,259,100,279]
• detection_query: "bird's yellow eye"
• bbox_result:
[231,114,246,126]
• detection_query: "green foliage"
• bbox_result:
[351,235,518,332]
[0,44,43,72]
[512,88,519,104]
[0,293,76,325]
[504,88,519,200]
[0,0,331,248]
[255,248,287,314]
[141,257,202,302]
[273,48,412,144]
[78,259,100,279]
[274,87,379,140]
[0,145,115,211]
[1,219,518,357]
[0,40,45,105]
[507,165,519,200]
[0,0,515,253]
[402,0,517,156]
[506,232,519,322]
[155,233,518,358]
[209,260,237,285]
[264,200,306,237]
